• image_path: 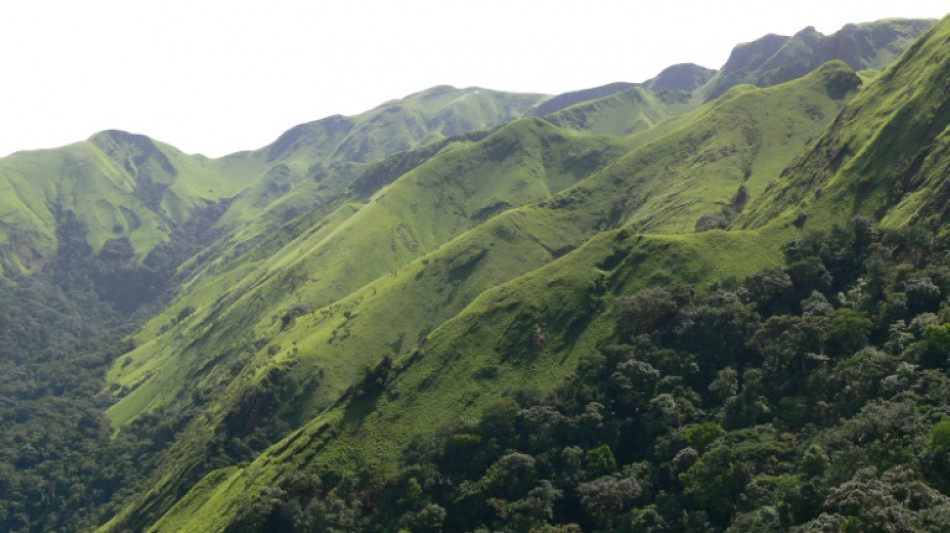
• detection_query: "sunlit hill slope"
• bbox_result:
[0,15,946,533]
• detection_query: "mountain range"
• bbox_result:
[1,15,948,533]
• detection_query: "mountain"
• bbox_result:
[531,19,929,139]
[700,18,932,100]
[0,15,947,533]
[736,17,950,232]
[100,22,930,533]
[643,63,718,92]
[525,82,638,117]
[0,87,546,276]
[0,130,239,270]
[542,85,695,136]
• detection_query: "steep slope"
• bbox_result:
[0,131,251,272]
[0,87,546,280]
[218,86,547,225]
[529,65,713,138]
[100,58,864,532]
[736,16,950,232]
[110,59,860,430]
[0,15,939,533]
[264,85,545,165]
[140,17,950,532]
[98,120,636,532]
[543,85,696,136]
[543,61,861,235]
[524,82,637,117]
[533,20,927,140]
[169,87,551,289]
[104,118,632,428]
[138,227,784,533]
[700,18,933,100]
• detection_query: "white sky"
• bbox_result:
[1,1,947,158]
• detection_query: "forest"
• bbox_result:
[227,219,950,532]
[0,211,218,532]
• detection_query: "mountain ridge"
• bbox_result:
[701,17,934,100]
[97,44,883,533]
[0,15,947,533]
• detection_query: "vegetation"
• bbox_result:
[224,219,950,533]
[700,18,933,101]
[0,247,174,532]
[0,14,945,533]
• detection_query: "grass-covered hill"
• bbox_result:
[700,18,933,100]
[97,15,950,533]
[0,130,245,270]
[0,14,947,533]
[736,16,950,234]
[537,19,931,140]
[0,87,546,282]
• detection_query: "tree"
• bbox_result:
[825,308,872,356]
[584,444,618,477]
[681,444,749,524]
[921,323,950,368]
[577,472,644,530]
[930,419,950,453]
[608,360,660,414]
[749,315,826,394]
[503,480,564,533]
[613,288,678,340]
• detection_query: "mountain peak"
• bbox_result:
[701,18,934,101]
[89,129,177,178]
[644,63,717,92]
[718,33,791,77]
[526,82,638,117]
[89,129,152,146]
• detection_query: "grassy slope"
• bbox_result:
[104,60,869,533]
[537,65,715,138]
[699,18,933,102]
[524,82,637,117]
[100,122,637,532]
[0,132,253,271]
[211,87,548,236]
[736,15,950,232]
[0,88,546,276]
[139,229,784,533]
[533,61,860,238]
[101,18,949,531]
[544,86,697,136]
[643,63,717,92]
[105,118,632,427]
[107,61,855,429]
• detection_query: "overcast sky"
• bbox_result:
[1,1,947,158]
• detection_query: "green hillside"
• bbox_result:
[114,15,950,533]
[544,86,696,137]
[643,63,717,92]
[0,131,244,270]
[700,18,933,100]
[534,20,928,140]
[103,118,633,428]
[737,16,950,233]
[111,57,858,431]
[213,86,548,235]
[98,49,869,533]
[1,14,948,533]
[0,87,546,280]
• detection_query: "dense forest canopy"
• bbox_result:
[0,267,159,531]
